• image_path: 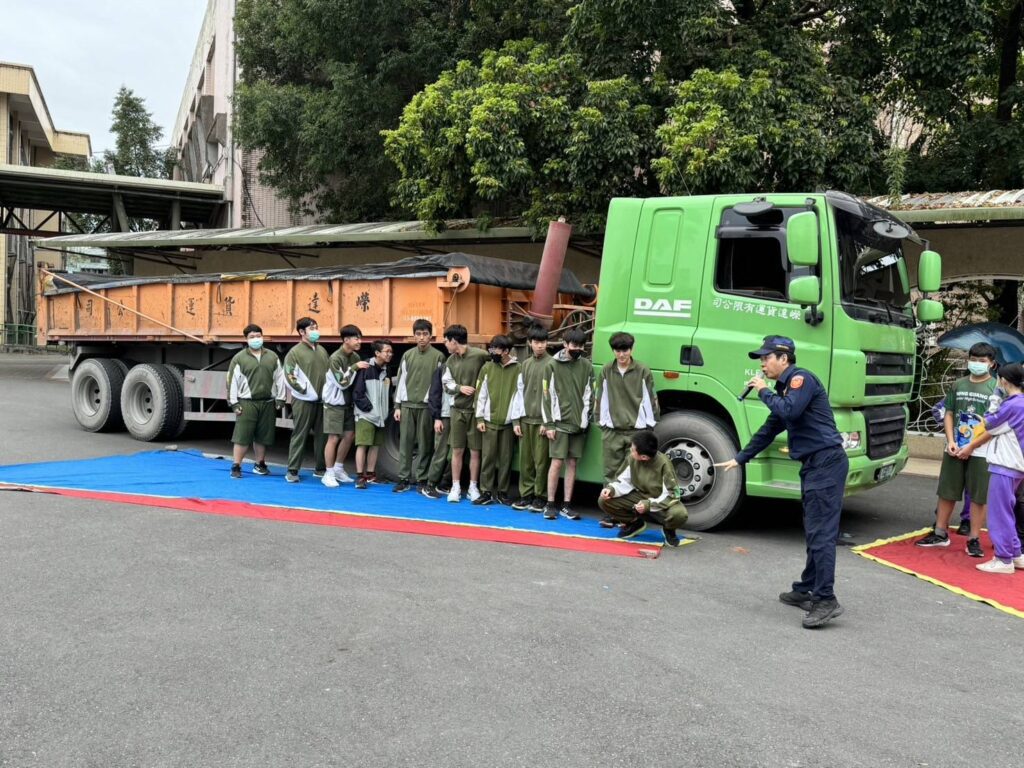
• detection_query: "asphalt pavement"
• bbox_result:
[1,354,1020,768]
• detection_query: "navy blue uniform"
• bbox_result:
[736,365,848,600]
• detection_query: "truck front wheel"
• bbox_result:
[654,411,744,531]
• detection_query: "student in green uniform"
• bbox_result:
[394,319,445,493]
[283,317,331,482]
[442,324,489,503]
[599,430,688,547]
[421,363,454,499]
[473,335,522,505]
[595,331,660,526]
[322,324,368,487]
[512,323,553,511]
[226,324,286,479]
[541,328,594,521]
[352,340,394,489]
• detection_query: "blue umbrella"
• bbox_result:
[937,322,1024,365]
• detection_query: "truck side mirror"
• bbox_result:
[786,211,819,266]
[917,298,943,323]
[788,275,820,306]
[918,250,941,293]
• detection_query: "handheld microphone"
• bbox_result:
[738,384,754,401]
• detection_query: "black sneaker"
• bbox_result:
[366,472,381,484]
[511,497,531,510]
[472,492,494,506]
[529,496,546,513]
[437,481,452,494]
[802,598,844,629]
[779,590,814,610]
[966,537,984,558]
[421,484,441,499]
[598,516,617,529]
[543,503,558,520]
[285,471,300,483]
[915,531,949,547]
[355,475,368,490]
[618,518,647,539]
[663,528,681,548]
[956,519,971,536]
[559,503,581,521]
[393,480,411,493]
[496,493,515,507]
[313,469,326,478]
[253,462,270,476]
[230,464,242,479]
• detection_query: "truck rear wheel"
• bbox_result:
[373,418,402,481]
[162,364,189,438]
[70,358,126,432]
[120,364,184,442]
[654,411,744,531]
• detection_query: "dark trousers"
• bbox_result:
[793,445,849,601]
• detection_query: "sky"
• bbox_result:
[3,0,209,157]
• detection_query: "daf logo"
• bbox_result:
[633,297,692,319]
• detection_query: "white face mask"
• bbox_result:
[247,337,264,350]
[967,361,990,376]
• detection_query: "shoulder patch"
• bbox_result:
[790,375,805,389]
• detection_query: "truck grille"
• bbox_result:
[865,352,914,376]
[863,405,906,460]
[865,382,912,397]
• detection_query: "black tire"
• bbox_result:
[373,417,402,481]
[162,364,189,438]
[120,363,184,442]
[70,358,126,432]
[110,359,130,377]
[654,411,744,531]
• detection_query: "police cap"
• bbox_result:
[749,335,796,359]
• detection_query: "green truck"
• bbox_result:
[572,191,942,529]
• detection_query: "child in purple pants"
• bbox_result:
[958,362,1024,574]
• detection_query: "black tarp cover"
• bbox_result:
[45,253,596,299]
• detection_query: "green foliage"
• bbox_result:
[101,87,171,179]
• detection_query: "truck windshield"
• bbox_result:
[833,206,913,327]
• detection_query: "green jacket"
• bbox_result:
[323,348,362,406]
[541,349,595,433]
[442,346,489,411]
[283,341,330,402]
[475,357,522,426]
[606,452,681,514]
[595,360,660,430]
[395,345,445,408]
[514,353,553,426]
[226,349,285,407]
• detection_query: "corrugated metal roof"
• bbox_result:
[867,190,1024,223]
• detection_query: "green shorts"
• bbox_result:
[231,399,276,447]
[449,408,482,451]
[936,453,990,505]
[323,404,355,435]
[354,419,385,447]
[550,429,586,460]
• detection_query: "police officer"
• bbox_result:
[716,335,849,629]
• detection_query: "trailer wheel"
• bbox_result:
[70,358,126,432]
[110,359,130,377]
[162,364,189,438]
[120,364,184,442]
[654,411,744,531]
[373,417,402,481]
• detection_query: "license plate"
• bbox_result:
[875,463,897,482]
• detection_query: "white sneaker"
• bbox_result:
[321,471,339,488]
[467,483,482,502]
[447,484,462,503]
[335,467,354,483]
[976,558,1015,574]
[1012,555,1024,570]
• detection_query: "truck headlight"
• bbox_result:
[841,431,861,451]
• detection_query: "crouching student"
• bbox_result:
[351,340,394,489]
[473,335,521,505]
[955,362,1024,573]
[598,430,688,548]
[421,362,453,498]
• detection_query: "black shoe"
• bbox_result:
[393,480,411,493]
[366,472,381,484]
[618,518,647,539]
[802,598,844,629]
[253,462,270,476]
[559,503,581,521]
[355,475,368,490]
[598,516,617,529]
[915,531,949,547]
[421,484,441,499]
[313,469,326,478]
[663,528,681,548]
[956,519,971,536]
[511,496,531,510]
[496,493,515,507]
[230,464,242,479]
[472,492,494,506]
[285,471,300,483]
[966,537,984,558]
[437,481,452,494]
[779,590,814,610]
[543,503,558,520]
[529,496,546,513]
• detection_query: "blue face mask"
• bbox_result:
[967,361,990,377]
[308,330,320,343]
[247,337,264,350]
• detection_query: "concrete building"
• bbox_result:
[0,62,91,342]
[170,0,317,229]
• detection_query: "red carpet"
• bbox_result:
[854,528,1024,619]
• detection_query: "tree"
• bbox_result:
[101,86,173,179]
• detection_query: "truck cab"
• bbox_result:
[585,192,943,529]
